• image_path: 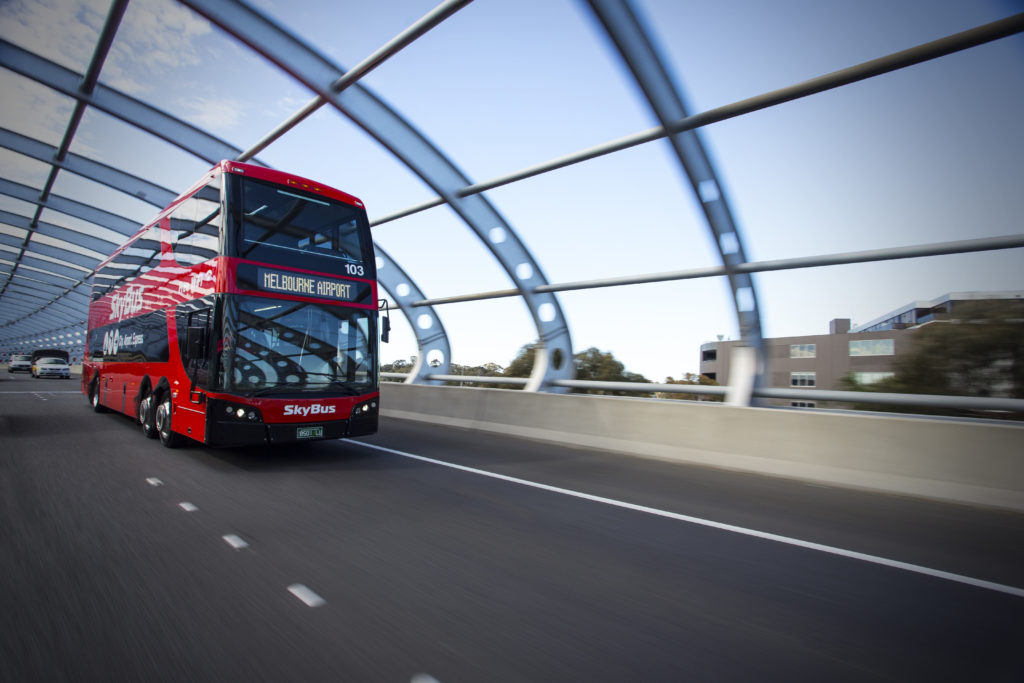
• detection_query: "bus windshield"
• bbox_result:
[237,176,369,270]
[219,295,375,396]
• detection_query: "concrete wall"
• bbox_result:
[380,383,1024,512]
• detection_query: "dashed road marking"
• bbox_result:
[146,477,164,487]
[179,502,198,512]
[222,534,249,550]
[287,584,325,607]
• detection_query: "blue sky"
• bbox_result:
[1,0,1022,380]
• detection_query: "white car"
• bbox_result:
[32,356,71,379]
[8,354,32,373]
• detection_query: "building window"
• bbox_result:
[790,343,816,358]
[702,349,717,362]
[851,371,895,385]
[790,371,816,387]
[791,401,816,408]
[849,339,894,356]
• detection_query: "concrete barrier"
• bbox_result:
[380,383,1024,512]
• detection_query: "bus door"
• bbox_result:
[182,307,213,404]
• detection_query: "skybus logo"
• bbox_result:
[283,404,337,417]
[108,286,144,322]
[102,328,144,356]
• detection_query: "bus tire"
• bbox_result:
[155,393,184,448]
[90,379,108,413]
[139,390,158,439]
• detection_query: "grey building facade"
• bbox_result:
[699,291,1023,407]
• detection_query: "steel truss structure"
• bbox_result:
[1,1,1022,412]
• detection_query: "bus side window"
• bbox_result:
[171,180,222,267]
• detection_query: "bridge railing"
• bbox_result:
[381,372,1024,415]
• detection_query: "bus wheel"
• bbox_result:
[154,394,184,448]
[139,391,158,439]
[90,380,107,413]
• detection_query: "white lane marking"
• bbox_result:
[32,393,47,401]
[222,534,249,550]
[146,477,164,487]
[352,441,1024,599]
[178,502,198,512]
[411,675,442,683]
[287,584,325,607]
[0,391,80,394]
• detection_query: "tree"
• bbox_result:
[380,356,415,381]
[441,361,506,387]
[504,343,651,396]
[841,301,1024,418]
[658,373,723,402]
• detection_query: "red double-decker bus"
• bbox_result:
[83,161,384,447]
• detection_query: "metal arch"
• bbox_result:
[10,269,79,289]
[3,305,78,328]
[1,210,121,256]
[0,178,141,237]
[0,128,177,208]
[586,0,766,404]
[18,243,98,270]
[0,40,246,165]
[11,255,90,281]
[180,0,575,392]
[374,245,451,384]
[6,281,89,303]
[2,304,79,330]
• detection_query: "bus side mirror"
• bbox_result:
[378,299,391,343]
[186,326,208,358]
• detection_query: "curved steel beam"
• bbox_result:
[181,0,574,392]
[0,210,121,255]
[0,128,177,208]
[9,269,78,289]
[1,301,81,328]
[374,245,451,384]
[1,301,79,325]
[0,178,141,237]
[586,0,766,404]
[12,254,91,280]
[0,40,245,165]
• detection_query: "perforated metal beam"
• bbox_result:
[587,0,766,405]
[181,0,575,392]
[374,245,451,384]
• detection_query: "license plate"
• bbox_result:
[296,426,323,439]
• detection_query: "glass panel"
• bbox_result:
[171,181,222,266]
[237,177,369,269]
[790,371,816,387]
[790,343,816,358]
[849,339,895,356]
[220,294,376,396]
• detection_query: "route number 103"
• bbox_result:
[345,264,365,276]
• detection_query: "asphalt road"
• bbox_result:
[2,373,1023,682]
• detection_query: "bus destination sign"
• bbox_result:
[237,263,372,305]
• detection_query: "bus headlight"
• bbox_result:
[222,402,262,422]
[351,399,378,418]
